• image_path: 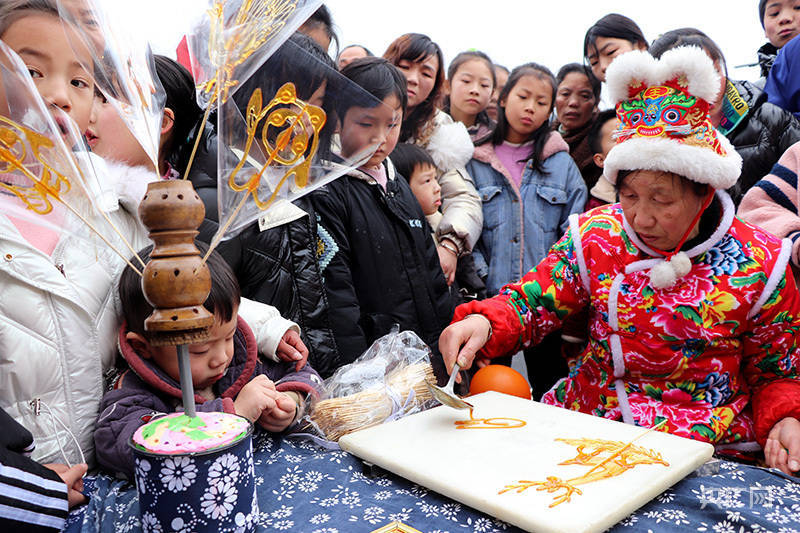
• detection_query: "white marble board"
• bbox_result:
[338,391,714,533]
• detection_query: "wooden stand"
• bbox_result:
[138,180,214,345]
[138,180,214,416]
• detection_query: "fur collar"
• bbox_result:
[100,159,161,214]
[424,115,474,171]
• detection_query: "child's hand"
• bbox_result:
[257,392,298,432]
[437,241,457,285]
[234,375,277,423]
[765,417,800,475]
[45,462,87,509]
[276,329,309,371]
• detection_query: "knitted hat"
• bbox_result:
[603,46,742,191]
[602,46,742,289]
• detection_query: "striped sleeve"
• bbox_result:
[0,411,67,532]
[739,142,800,267]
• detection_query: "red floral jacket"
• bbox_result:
[456,193,800,448]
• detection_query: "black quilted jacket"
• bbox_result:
[185,123,343,378]
[727,79,800,204]
[308,159,455,381]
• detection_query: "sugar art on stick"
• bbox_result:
[181,0,320,180]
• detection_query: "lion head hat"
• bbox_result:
[603,46,741,190]
[602,46,742,289]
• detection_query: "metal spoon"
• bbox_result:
[426,361,474,410]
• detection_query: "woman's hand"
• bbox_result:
[765,417,800,475]
[439,315,492,383]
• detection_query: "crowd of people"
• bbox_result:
[6,1,800,530]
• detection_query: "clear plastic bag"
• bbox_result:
[309,327,436,441]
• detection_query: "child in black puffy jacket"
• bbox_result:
[309,58,455,381]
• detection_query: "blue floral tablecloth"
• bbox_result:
[64,432,800,533]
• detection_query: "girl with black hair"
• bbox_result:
[467,63,587,396]
[384,33,482,288]
[153,55,202,178]
[308,57,454,379]
[444,50,496,145]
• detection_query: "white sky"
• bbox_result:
[123,0,767,82]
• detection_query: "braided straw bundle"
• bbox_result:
[311,362,435,441]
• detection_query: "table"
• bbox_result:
[64,431,800,532]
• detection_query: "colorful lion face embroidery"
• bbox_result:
[614,82,726,157]
[618,86,697,139]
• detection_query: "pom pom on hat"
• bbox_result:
[649,251,692,289]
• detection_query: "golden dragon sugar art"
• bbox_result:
[200,0,298,105]
[499,438,669,507]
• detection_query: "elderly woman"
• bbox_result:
[552,63,602,193]
[440,47,800,474]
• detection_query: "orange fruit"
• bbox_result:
[469,365,532,399]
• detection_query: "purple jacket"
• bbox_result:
[94,316,322,478]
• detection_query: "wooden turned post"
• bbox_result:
[138,180,214,346]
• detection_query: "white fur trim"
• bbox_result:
[649,259,677,289]
[426,121,474,171]
[72,152,117,212]
[568,214,590,293]
[610,334,625,378]
[654,46,722,105]
[605,50,657,105]
[603,135,742,190]
[615,378,635,425]
[649,252,691,289]
[748,237,792,320]
[608,273,625,329]
[606,46,722,107]
[685,191,735,257]
[104,161,161,214]
[670,252,692,277]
